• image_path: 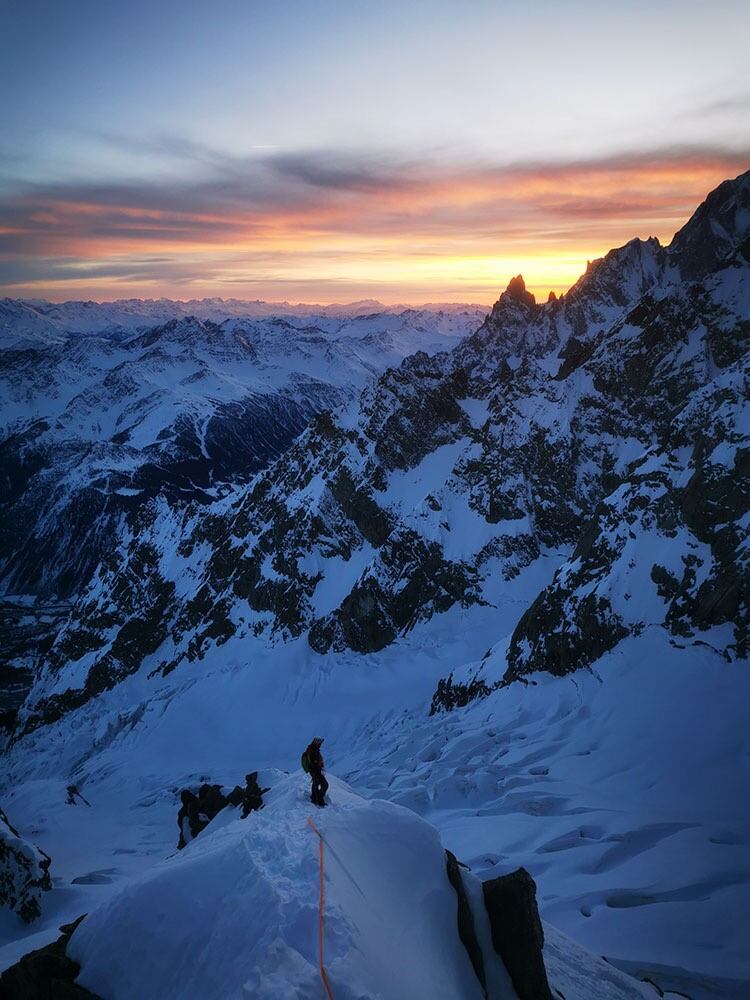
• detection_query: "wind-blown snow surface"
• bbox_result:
[62,773,651,1000]
[344,637,750,993]
[67,774,493,1000]
[2,609,748,996]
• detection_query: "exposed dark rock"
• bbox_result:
[0,599,70,729]
[505,275,536,307]
[668,170,750,280]
[309,531,481,654]
[482,867,553,1000]
[555,336,595,380]
[445,850,486,996]
[430,672,495,715]
[0,914,101,998]
[0,807,52,923]
[328,467,393,546]
[505,585,629,683]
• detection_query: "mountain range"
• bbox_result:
[1,171,748,997]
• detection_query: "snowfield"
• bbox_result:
[1,615,747,998]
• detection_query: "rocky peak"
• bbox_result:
[566,237,664,309]
[668,168,750,280]
[503,274,537,307]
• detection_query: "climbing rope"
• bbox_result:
[307,817,335,1000]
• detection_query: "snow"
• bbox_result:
[379,440,468,515]
[45,771,654,1000]
[459,397,491,428]
[67,774,492,1000]
[303,546,377,617]
[342,635,750,989]
[3,609,746,996]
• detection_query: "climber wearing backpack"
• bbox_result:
[302,737,328,807]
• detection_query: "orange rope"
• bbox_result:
[307,817,335,1000]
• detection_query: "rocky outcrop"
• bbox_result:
[506,338,750,681]
[446,855,554,1000]
[0,598,70,729]
[430,670,494,715]
[482,867,553,1000]
[0,806,52,922]
[0,914,100,998]
[445,850,487,996]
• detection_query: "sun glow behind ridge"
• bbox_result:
[2,0,749,304]
[3,152,746,303]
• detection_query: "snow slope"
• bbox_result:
[67,774,492,1000]
[2,608,747,996]
[341,635,750,990]
[61,772,653,1000]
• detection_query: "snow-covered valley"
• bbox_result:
[0,172,748,998]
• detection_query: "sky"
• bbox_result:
[1,0,749,305]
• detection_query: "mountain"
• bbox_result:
[18,172,749,732]
[0,296,486,345]
[1,171,749,996]
[0,303,485,602]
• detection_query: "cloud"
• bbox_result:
[1,142,748,301]
[689,94,750,117]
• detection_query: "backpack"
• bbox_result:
[301,751,310,773]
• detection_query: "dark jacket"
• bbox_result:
[306,743,325,772]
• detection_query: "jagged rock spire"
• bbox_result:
[503,274,536,307]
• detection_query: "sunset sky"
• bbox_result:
[1,0,749,304]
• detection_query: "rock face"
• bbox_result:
[445,850,487,996]
[0,914,100,998]
[0,806,52,922]
[0,598,71,729]
[505,240,750,681]
[482,867,553,1000]
[9,170,750,737]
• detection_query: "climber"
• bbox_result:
[198,783,226,821]
[302,737,329,807]
[65,784,91,807]
[241,772,271,817]
[176,789,199,849]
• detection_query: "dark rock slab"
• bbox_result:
[445,850,486,996]
[482,866,553,1000]
[0,914,101,999]
[0,809,52,923]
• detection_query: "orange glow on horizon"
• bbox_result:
[3,153,748,304]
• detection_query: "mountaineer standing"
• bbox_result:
[302,737,329,807]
